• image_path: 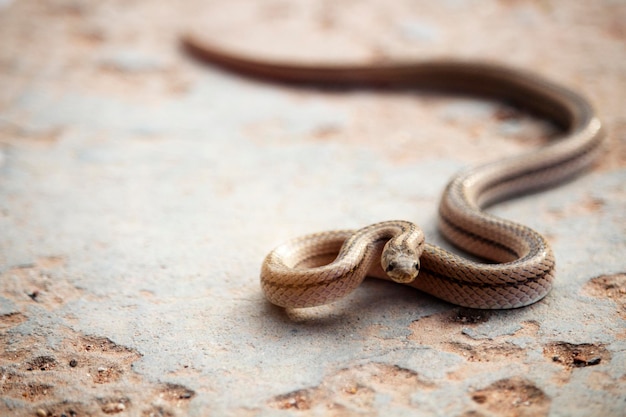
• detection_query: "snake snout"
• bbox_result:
[384,256,420,284]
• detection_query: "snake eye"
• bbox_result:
[386,262,396,273]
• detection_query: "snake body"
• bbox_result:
[183,35,605,309]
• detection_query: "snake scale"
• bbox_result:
[183,34,605,309]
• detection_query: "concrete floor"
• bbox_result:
[1,1,625,416]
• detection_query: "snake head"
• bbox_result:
[381,247,420,284]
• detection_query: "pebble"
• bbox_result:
[102,402,125,414]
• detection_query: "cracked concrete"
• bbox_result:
[1,0,625,416]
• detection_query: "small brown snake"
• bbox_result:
[183,34,605,309]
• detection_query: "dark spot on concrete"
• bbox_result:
[446,341,524,362]
[81,336,138,354]
[26,355,56,371]
[28,290,41,301]
[584,273,626,319]
[573,356,601,367]
[161,383,195,401]
[270,389,312,410]
[543,342,609,369]
[452,308,491,324]
[0,312,27,329]
[472,394,487,403]
[470,377,550,416]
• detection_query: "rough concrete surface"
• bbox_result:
[1,0,625,416]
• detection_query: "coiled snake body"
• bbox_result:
[183,35,605,309]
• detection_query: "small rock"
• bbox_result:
[102,402,125,414]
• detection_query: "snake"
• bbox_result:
[182,34,605,309]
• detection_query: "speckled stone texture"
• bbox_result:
[0,1,625,416]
